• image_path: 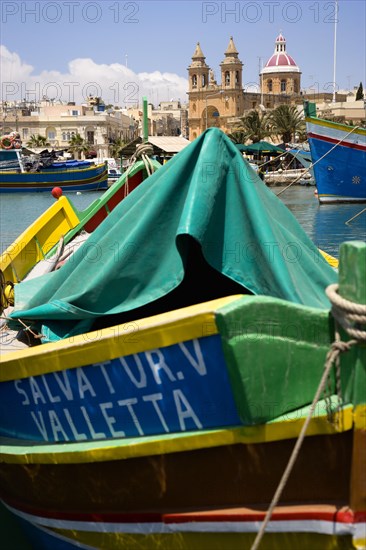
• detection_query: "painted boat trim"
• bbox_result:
[305,116,366,137]
[307,132,366,152]
[0,403,356,464]
[0,196,80,283]
[0,296,241,382]
[3,501,365,536]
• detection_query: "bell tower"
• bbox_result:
[188,42,209,93]
[218,36,244,124]
[187,38,245,140]
[187,42,211,140]
[220,36,243,90]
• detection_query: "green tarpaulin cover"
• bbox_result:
[10,128,337,341]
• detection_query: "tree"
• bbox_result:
[226,129,248,145]
[68,133,90,159]
[233,110,270,143]
[356,82,364,101]
[267,104,305,144]
[109,137,126,159]
[26,134,50,148]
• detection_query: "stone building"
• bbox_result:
[187,34,303,139]
[1,96,138,159]
[187,37,246,140]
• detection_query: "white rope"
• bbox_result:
[345,207,366,226]
[250,282,365,550]
[276,124,360,196]
[123,143,155,197]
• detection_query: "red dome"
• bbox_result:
[265,53,297,68]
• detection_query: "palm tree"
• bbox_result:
[26,134,50,148]
[109,137,126,159]
[68,133,89,159]
[267,105,305,144]
[226,129,248,145]
[234,110,270,143]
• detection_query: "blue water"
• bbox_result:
[0,187,365,258]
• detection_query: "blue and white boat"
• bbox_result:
[304,101,366,204]
[0,147,108,193]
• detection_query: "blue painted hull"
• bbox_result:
[306,117,366,204]
[0,163,108,193]
[0,334,240,443]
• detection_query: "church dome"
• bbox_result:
[261,33,300,74]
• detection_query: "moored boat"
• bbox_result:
[0,148,160,289]
[304,101,366,204]
[0,140,109,193]
[1,128,364,549]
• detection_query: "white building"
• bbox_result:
[0,97,139,158]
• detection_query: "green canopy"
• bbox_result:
[237,141,284,155]
[10,128,337,341]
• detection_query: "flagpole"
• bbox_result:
[332,0,338,103]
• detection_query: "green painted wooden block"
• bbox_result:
[216,296,351,424]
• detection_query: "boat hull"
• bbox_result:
[0,296,335,444]
[0,160,160,286]
[1,289,365,548]
[0,162,108,193]
[306,117,366,204]
[0,422,363,549]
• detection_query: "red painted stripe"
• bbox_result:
[164,509,356,524]
[3,497,365,526]
[308,132,366,152]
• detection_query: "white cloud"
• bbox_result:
[0,46,188,106]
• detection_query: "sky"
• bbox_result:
[1,0,365,108]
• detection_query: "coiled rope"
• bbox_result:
[250,284,366,550]
[123,143,155,197]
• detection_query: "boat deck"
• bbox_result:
[0,328,28,356]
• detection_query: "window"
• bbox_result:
[235,71,239,85]
[281,80,287,92]
[267,79,273,92]
[86,131,94,144]
[48,131,56,140]
[225,71,230,86]
[192,75,197,88]
[202,75,206,87]
[71,110,79,116]
[22,128,29,139]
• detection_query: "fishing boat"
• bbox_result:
[1,128,364,549]
[0,144,160,290]
[304,101,366,204]
[0,136,109,193]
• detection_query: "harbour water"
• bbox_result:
[1,186,365,258]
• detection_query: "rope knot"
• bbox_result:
[330,340,354,354]
[134,143,154,159]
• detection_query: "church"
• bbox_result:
[187,34,302,140]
